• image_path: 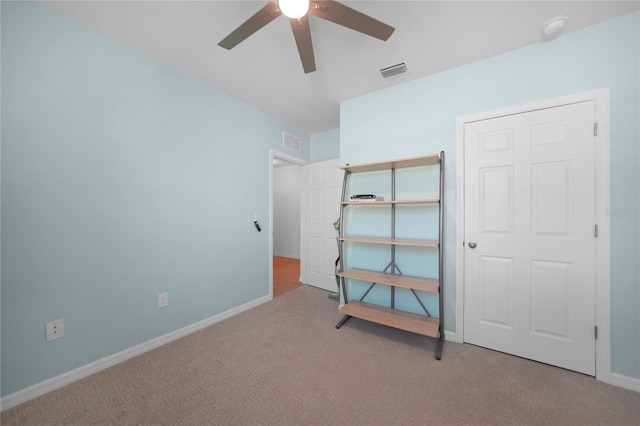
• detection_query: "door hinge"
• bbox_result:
[594,224,599,238]
[595,326,598,340]
[594,123,598,136]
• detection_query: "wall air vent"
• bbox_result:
[379,62,408,79]
[282,131,300,152]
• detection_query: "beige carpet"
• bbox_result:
[2,285,639,425]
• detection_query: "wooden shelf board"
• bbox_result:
[339,300,440,338]
[340,154,440,173]
[341,198,439,206]
[340,236,439,248]
[339,268,439,293]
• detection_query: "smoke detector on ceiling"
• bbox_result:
[542,15,568,38]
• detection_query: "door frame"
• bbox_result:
[269,150,307,299]
[455,89,611,382]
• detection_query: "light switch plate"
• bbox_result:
[158,292,168,308]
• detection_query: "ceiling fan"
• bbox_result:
[218,0,395,73]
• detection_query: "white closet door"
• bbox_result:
[463,101,597,375]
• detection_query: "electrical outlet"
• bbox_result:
[158,292,169,308]
[46,319,64,341]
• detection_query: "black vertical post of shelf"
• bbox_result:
[390,167,396,309]
[435,151,445,360]
[335,169,352,330]
[338,170,350,304]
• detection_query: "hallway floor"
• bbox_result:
[273,256,302,297]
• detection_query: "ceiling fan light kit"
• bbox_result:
[218,0,395,74]
[279,0,310,19]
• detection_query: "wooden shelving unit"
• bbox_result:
[340,199,440,205]
[339,301,440,337]
[335,152,445,359]
[339,236,439,247]
[340,153,440,173]
[339,269,439,293]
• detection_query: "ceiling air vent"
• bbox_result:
[379,62,408,79]
[282,131,300,152]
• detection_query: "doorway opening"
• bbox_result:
[269,150,307,298]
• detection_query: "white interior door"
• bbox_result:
[463,101,597,375]
[301,159,342,292]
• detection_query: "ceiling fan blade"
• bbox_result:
[218,1,282,49]
[309,0,394,41]
[289,16,316,73]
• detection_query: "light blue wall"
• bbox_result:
[0,2,310,396]
[341,12,639,379]
[310,128,340,162]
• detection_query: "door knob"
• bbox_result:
[468,241,477,249]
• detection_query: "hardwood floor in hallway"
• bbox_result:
[273,256,302,297]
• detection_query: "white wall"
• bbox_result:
[311,129,340,163]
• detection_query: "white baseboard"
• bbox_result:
[443,334,638,393]
[444,330,456,342]
[0,294,271,412]
[608,372,640,393]
[3,297,636,412]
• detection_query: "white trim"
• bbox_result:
[455,114,467,345]
[444,330,457,342]
[0,295,271,411]
[269,150,307,296]
[592,91,612,386]
[609,373,640,393]
[455,89,612,382]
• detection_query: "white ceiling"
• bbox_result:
[42,1,639,134]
